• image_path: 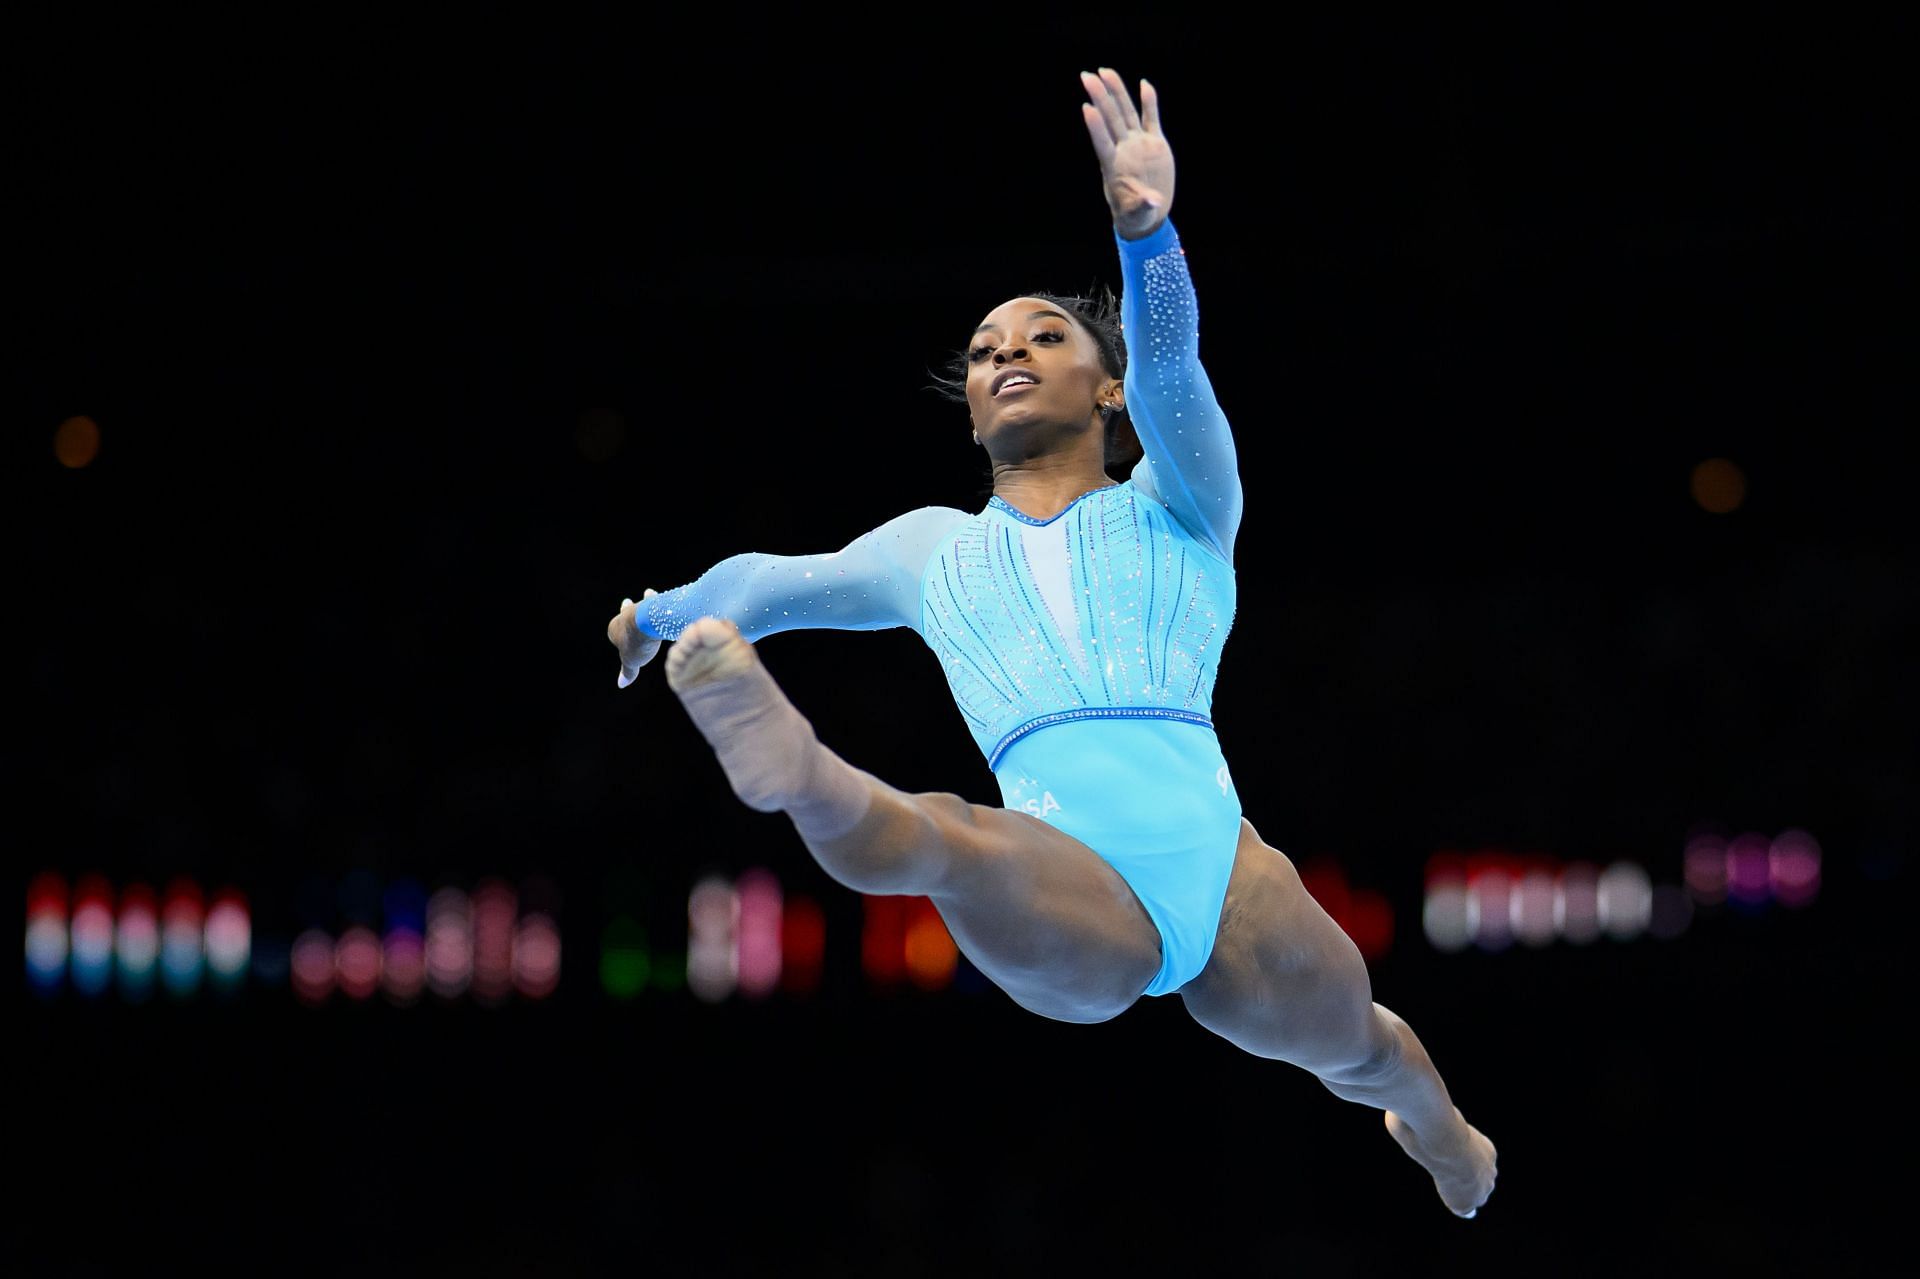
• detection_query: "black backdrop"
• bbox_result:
[18,10,1914,1276]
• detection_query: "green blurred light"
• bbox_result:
[601,916,650,1000]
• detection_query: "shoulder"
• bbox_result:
[864,506,974,566]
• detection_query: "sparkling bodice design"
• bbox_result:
[923,483,1234,766]
[634,217,1243,772]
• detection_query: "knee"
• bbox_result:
[1318,1006,1404,1087]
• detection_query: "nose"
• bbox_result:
[992,344,1028,365]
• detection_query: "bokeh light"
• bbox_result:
[600,916,651,1000]
[1770,829,1822,908]
[1510,865,1557,948]
[687,875,740,1003]
[70,876,114,999]
[904,898,958,991]
[204,889,251,992]
[1422,855,1471,954]
[291,929,336,1005]
[735,869,782,1000]
[1555,862,1601,946]
[512,912,562,1000]
[160,879,206,999]
[780,896,826,997]
[426,887,473,1000]
[1725,832,1773,908]
[471,878,517,1006]
[1598,862,1652,941]
[115,884,159,1002]
[335,926,382,1001]
[382,928,426,1006]
[54,415,101,468]
[1684,833,1728,906]
[861,895,907,988]
[1344,889,1394,963]
[1470,863,1514,953]
[26,872,68,997]
[1690,457,1747,514]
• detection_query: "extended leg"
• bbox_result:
[663,618,1163,1022]
[1179,820,1498,1218]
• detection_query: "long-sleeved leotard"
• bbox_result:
[636,218,1245,998]
[636,217,1242,770]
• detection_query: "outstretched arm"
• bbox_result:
[1081,68,1243,564]
[608,505,969,687]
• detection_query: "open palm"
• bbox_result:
[1079,67,1175,239]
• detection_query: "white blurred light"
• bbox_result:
[1422,879,1472,953]
[687,875,739,1003]
[115,894,159,996]
[1555,862,1601,946]
[26,913,67,992]
[1510,869,1557,948]
[1598,862,1652,940]
[1471,869,1513,952]
[204,897,252,983]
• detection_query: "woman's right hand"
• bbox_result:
[610,588,663,688]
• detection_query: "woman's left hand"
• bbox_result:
[1079,67,1174,240]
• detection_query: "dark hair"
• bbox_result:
[926,287,1143,495]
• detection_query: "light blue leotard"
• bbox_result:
[636,218,1245,997]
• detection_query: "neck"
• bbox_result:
[988,451,1117,520]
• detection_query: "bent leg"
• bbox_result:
[1179,820,1498,1218]
[664,618,1162,1022]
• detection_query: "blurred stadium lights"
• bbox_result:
[1421,827,1820,953]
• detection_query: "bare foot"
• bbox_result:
[665,617,818,812]
[1385,1109,1497,1218]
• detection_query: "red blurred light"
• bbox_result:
[781,897,826,996]
[861,896,907,987]
[1345,889,1394,962]
[28,871,67,917]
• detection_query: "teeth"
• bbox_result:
[999,376,1035,394]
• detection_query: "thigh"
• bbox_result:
[915,793,1163,1024]
[1177,818,1379,1072]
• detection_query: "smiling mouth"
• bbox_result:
[995,378,1038,398]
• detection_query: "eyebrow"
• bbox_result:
[972,309,1073,337]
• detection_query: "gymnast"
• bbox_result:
[607,67,1496,1218]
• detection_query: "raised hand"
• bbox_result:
[610,588,662,688]
[1079,67,1174,240]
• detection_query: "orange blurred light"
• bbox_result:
[55,415,101,468]
[903,898,957,990]
[1690,457,1746,514]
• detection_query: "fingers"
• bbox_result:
[1080,101,1116,168]
[1140,78,1160,134]
[1079,69,1125,145]
[1098,67,1143,132]
[1080,67,1144,142]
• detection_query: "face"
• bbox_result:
[966,297,1118,449]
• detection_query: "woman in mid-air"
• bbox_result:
[608,67,1496,1218]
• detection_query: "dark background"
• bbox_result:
[17,10,1914,1276]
